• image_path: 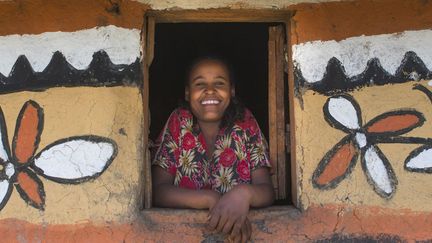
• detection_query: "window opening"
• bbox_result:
[144,19,292,208]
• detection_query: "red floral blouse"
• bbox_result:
[152,108,271,194]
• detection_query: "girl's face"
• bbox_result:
[186,60,234,124]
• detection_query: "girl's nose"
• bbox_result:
[205,86,216,94]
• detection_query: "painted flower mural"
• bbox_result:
[313,94,432,198]
[0,100,117,211]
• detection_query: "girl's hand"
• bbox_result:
[207,184,251,235]
[228,217,252,243]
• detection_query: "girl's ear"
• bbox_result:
[185,88,190,101]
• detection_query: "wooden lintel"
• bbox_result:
[146,9,292,23]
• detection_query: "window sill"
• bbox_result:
[141,205,298,217]
[140,206,299,241]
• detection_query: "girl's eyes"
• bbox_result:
[193,80,226,88]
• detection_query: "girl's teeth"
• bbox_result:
[202,100,220,105]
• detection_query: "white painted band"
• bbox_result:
[0,25,141,76]
[293,29,432,83]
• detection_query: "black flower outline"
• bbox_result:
[312,94,432,199]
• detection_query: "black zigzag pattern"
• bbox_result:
[0,50,142,94]
[295,51,432,95]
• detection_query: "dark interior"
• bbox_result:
[149,22,291,204]
[149,23,270,141]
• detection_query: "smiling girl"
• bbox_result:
[152,56,274,242]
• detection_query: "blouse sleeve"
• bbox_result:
[152,110,181,175]
[244,111,272,171]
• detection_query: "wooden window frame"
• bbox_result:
[140,9,297,209]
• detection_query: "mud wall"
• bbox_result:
[0,0,431,241]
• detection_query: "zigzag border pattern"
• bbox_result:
[295,51,432,96]
[0,51,142,94]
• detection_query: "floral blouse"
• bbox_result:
[152,108,271,194]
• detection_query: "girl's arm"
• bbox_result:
[237,167,274,207]
[152,166,220,209]
[207,167,274,235]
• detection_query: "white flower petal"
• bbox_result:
[34,137,116,182]
[0,111,9,162]
[406,147,432,170]
[327,96,361,130]
[364,146,395,196]
[0,179,11,209]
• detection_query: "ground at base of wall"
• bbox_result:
[1,204,432,242]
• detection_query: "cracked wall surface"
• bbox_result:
[0,87,143,224]
[0,0,431,241]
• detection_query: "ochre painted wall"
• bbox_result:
[0,87,143,224]
[296,80,432,210]
[0,0,431,242]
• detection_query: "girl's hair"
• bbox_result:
[182,55,245,129]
